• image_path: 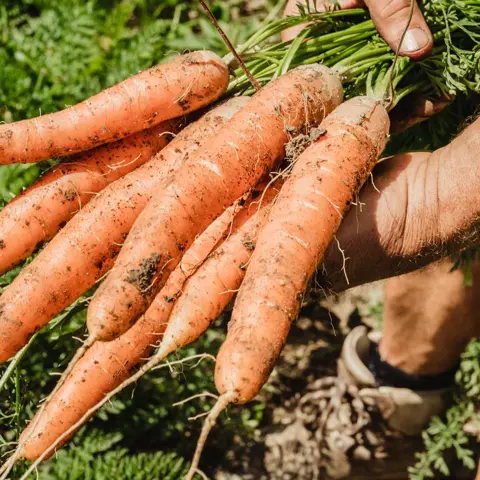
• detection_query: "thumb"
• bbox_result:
[364,0,433,59]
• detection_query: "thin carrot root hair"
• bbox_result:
[0,336,95,480]
[185,391,236,480]
[172,392,219,408]
[15,354,215,480]
[0,454,15,478]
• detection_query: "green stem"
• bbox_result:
[338,54,394,80]
[321,41,369,65]
[335,45,390,67]
[276,27,310,77]
[394,81,430,106]
[240,8,368,51]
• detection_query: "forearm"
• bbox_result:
[322,117,480,292]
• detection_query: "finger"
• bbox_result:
[282,0,362,42]
[363,0,433,59]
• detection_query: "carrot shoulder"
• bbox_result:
[0,98,246,363]
[0,51,228,164]
[0,119,180,275]
[86,64,344,342]
[216,96,390,404]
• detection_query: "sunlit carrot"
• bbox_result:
[186,96,390,479]
[86,64,343,342]
[0,51,229,164]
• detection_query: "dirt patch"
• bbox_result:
[242,234,255,251]
[125,253,161,293]
[176,97,191,111]
[285,127,326,163]
[263,377,388,480]
[64,189,77,201]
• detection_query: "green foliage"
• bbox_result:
[409,339,480,480]
[37,429,188,480]
[0,164,41,204]
[231,0,480,107]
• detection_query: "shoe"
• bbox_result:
[337,326,451,436]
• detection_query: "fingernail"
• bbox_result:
[401,28,429,53]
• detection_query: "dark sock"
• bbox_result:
[367,342,457,391]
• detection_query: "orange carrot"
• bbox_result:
[186,97,390,479]
[0,51,228,164]
[158,184,280,358]
[215,96,389,401]
[17,197,245,462]
[0,120,180,274]
[86,64,343,342]
[16,183,278,465]
[0,98,246,363]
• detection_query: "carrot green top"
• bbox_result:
[229,0,480,110]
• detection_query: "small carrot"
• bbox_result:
[186,96,390,479]
[0,51,229,164]
[15,183,278,466]
[0,119,180,275]
[0,98,246,363]
[86,64,343,342]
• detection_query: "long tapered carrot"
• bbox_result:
[0,120,180,275]
[0,51,228,164]
[0,98,247,363]
[15,197,245,463]
[86,64,343,342]
[186,96,390,479]
[16,183,278,465]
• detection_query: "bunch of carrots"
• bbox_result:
[0,1,478,478]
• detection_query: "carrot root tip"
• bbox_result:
[185,391,236,480]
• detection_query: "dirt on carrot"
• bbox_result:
[0,51,229,164]
[285,126,327,162]
[86,64,344,343]
[125,253,162,293]
[0,98,248,363]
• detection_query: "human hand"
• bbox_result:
[283,0,433,60]
[320,115,480,292]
